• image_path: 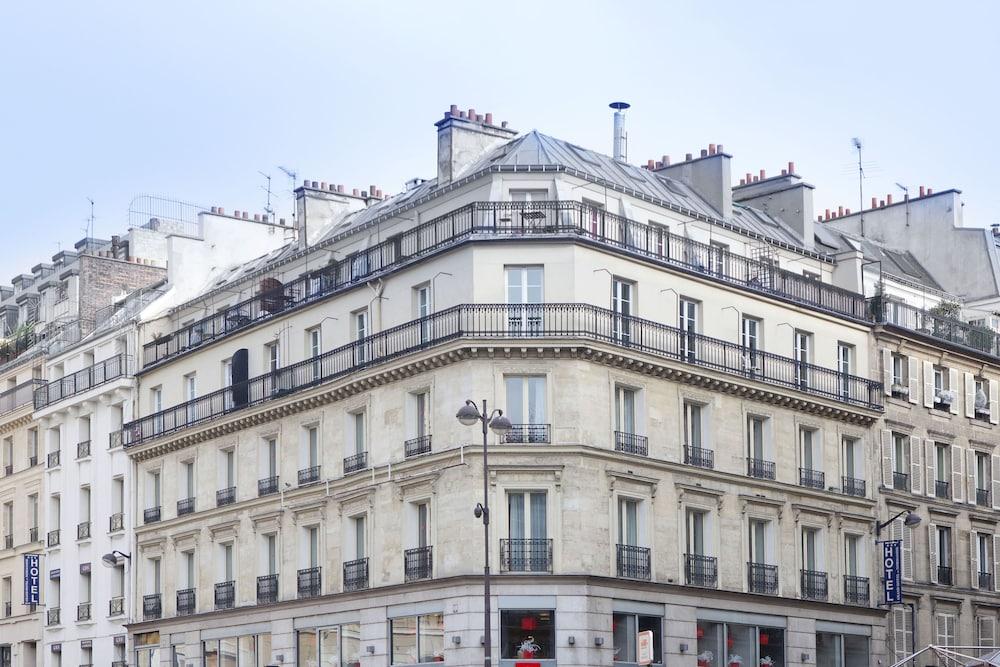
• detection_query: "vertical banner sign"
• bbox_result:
[23,553,40,604]
[637,629,654,666]
[882,540,902,604]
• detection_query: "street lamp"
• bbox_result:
[100,550,131,568]
[876,510,921,538]
[456,399,512,667]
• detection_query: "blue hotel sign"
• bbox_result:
[23,554,40,605]
[882,540,902,604]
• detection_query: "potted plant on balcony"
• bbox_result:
[935,389,956,409]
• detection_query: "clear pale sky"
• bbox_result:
[1,1,997,273]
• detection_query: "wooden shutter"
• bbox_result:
[928,523,938,584]
[909,436,922,495]
[882,348,893,396]
[924,439,935,498]
[881,430,894,488]
[990,379,999,425]
[902,520,914,581]
[952,446,965,503]
[972,531,980,589]
[978,616,996,648]
[949,369,959,414]
[994,455,1000,511]
[994,535,1000,593]
[923,360,935,408]
[908,356,919,403]
[892,608,907,661]
[966,373,976,418]
[967,449,977,506]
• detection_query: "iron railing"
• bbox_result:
[614,431,648,456]
[28,527,37,542]
[124,303,882,448]
[842,476,866,497]
[33,355,131,409]
[938,565,953,585]
[109,512,124,532]
[844,575,869,605]
[0,380,45,416]
[258,476,279,496]
[216,487,236,507]
[981,572,994,590]
[3,464,10,476]
[935,480,951,499]
[297,466,321,486]
[28,455,37,466]
[799,468,825,489]
[176,497,195,516]
[343,558,369,591]
[47,530,59,547]
[47,607,60,626]
[748,457,776,480]
[214,581,235,610]
[748,562,778,594]
[616,544,651,580]
[108,431,122,449]
[297,567,322,598]
[801,569,828,601]
[893,471,910,492]
[978,488,991,507]
[108,596,124,617]
[873,297,1000,359]
[2,601,9,618]
[404,435,432,457]
[404,546,433,581]
[143,201,870,369]
[77,602,91,621]
[500,538,553,573]
[501,424,551,444]
[684,445,714,469]
[257,574,279,604]
[76,521,90,540]
[2,534,11,549]
[47,450,60,468]
[143,506,161,524]
[142,594,161,620]
[76,440,90,459]
[343,452,367,474]
[685,553,718,587]
[177,588,196,615]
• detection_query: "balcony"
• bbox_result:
[3,464,10,476]
[109,431,122,449]
[799,468,825,490]
[109,512,124,532]
[177,588,196,616]
[76,521,90,541]
[216,486,236,507]
[214,581,235,610]
[76,602,91,622]
[748,562,778,594]
[143,594,161,620]
[893,471,910,492]
[297,567,322,598]
[143,201,871,371]
[28,527,38,542]
[123,303,883,449]
[500,538,553,573]
[844,575,869,605]
[47,530,60,547]
[615,431,648,456]
[47,450,60,468]
[979,571,994,590]
[343,558,368,591]
[747,457,776,480]
[143,506,161,524]
[684,553,718,587]
[501,424,551,444]
[873,297,1000,361]
[29,455,37,466]
[258,476,279,497]
[3,601,10,618]
[935,480,951,499]
[801,569,828,601]
[938,565,953,585]
[343,451,368,475]
[684,445,714,469]
[257,574,279,604]
[404,546,433,582]
[842,476,866,497]
[177,497,195,516]
[2,534,10,549]
[978,488,991,507]
[616,544,651,581]
[404,435,432,457]
[108,596,124,617]
[33,354,130,410]
[297,465,321,486]
[76,440,90,459]
[47,607,60,626]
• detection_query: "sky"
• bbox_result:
[1,1,998,273]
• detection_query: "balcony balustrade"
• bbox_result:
[616,544,651,581]
[500,539,553,573]
[34,355,130,409]
[500,424,550,444]
[404,435,432,457]
[748,562,778,594]
[404,546,433,581]
[343,559,368,592]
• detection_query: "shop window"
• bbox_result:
[613,612,662,665]
[696,620,784,667]
[501,609,555,662]
[390,613,444,664]
[297,627,360,667]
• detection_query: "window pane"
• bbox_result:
[529,493,546,539]
[257,635,271,667]
[238,636,255,667]
[220,639,237,667]
[509,493,525,539]
[727,624,755,667]
[320,628,340,667]
[506,378,524,424]
[638,616,662,665]
[758,627,784,667]
[418,613,444,663]
[391,616,418,664]
[500,610,555,660]
[613,613,636,662]
[527,377,545,423]
[204,641,220,667]
[843,635,868,666]
[341,624,361,667]
[297,632,318,667]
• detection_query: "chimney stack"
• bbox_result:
[436,104,517,184]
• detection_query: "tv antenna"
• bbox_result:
[86,197,95,238]
[852,138,865,236]
[258,171,274,222]
[278,165,297,223]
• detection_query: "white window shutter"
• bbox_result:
[994,455,1000,511]
[923,439,935,498]
[882,348,893,396]
[990,379,999,425]
[909,436,922,495]
[994,534,1000,593]
[881,430,894,488]
[967,449,977,506]
[952,446,965,503]
[892,608,906,660]
[979,616,996,648]
[972,531,980,589]
[966,373,976,418]
[923,360,935,408]
[928,523,938,584]
[949,369,959,414]
[907,356,919,403]
[902,521,914,581]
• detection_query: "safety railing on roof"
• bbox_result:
[123,303,882,448]
[0,380,46,416]
[871,297,1000,359]
[141,201,870,369]
[34,354,132,410]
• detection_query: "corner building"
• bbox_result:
[123,109,886,666]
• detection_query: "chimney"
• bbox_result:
[609,102,630,162]
[732,167,816,250]
[655,143,732,220]
[436,105,517,185]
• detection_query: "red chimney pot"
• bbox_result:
[449,104,458,116]
[886,194,893,205]
[759,169,766,180]
[787,161,795,174]
[485,112,493,124]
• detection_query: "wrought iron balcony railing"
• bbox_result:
[935,480,951,499]
[684,445,714,469]
[893,471,910,492]
[501,424,551,444]
[177,588,196,616]
[176,497,195,516]
[685,553,718,587]
[76,521,90,541]
[214,581,235,610]
[500,538,553,573]
[978,488,991,507]
[76,602,91,621]
[801,569,828,601]
[298,567,322,598]
[28,527,38,542]
[615,431,648,456]
[34,354,131,410]
[404,435,432,457]
[108,596,124,617]
[297,465,321,486]
[143,506,161,524]
[258,476,279,497]
[47,450,60,468]
[938,565,953,585]
[980,571,994,590]
[872,297,1000,360]
[143,594,161,620]
[109,512,124,533]
[108,431,122,449]
[143,201,871,369]
[0,380,45,416]
[844,575,869,605]
[47,529,60,547]
[616,544,651,580]
[404,546,433,581]
[2,534,11,549]
[343,558,369,592]
[124,303,882,448]
[799,468,825,490]
[747,457,776,480]
[748,562,778,594]
[842,476,866,497]
[76,440,90,459]
[257,574,279,604]
[216,486,236,507]
[47,606,60,626]
[343,452,367,475]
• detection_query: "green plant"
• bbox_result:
[929,300,961,319]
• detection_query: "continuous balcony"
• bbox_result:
[404,546,433,581]
[142,200,872,370]
[123,304,883,448]
[0,379,45,416]
[34,354,131,410]
[500,538,553,573]
[873,297,1000,361]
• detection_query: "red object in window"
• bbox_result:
[521,616,537,631]
[515,663,541,667]
[697,626,704,639]
[727,636,735,649]
[759,632,769,646]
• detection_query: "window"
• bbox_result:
[709,241,729,275]
[352,516,366,561]
[510,189,548,202]
[353,310,368,362]
[613,612,662,665]
[800,427,821,476]
[749,519,770,565]
[150,387,163,434]
[697,621,784,667]
[302,526,319,569]
[389,612,444,664]
[975,532,993,590]
[802,527,822,572]
[817,632,869,667]
[891,354,906,388]
[977,452,991,503]
[307,327,322,380]
[303,426,319,468]
[838,343,853,397]
[612,278,635,344]
[794,330,812,387]
[505,376,546,428]
[411,390,430,439]
[679,298,698,360]
[351,411,366,455]
[844,534,862,577]
[615,386,637,435]
[890,608,914,664]
[147,470,161,509]
[683,401,707,452]
[1,438,11,474]
[181,551,196,590]
[803,270,821,281]
[746,415,772,478]
[935,613,957,648]
[505,266,543,335]
[500,610,555,661]
[742,316,761,370]
[842,437,864,496]
[414,284,431,343]
[184,373,197,423]
[413,502,430,549]
[932,524,953,584]
[619,497,640,547]
[262,437,277,480]
[508,492,547,541]
[978,617,997,648]
[222,358,233,409]
[687,509,707,556]
[296,626,361,667]
[266,341,280,373]
[975,376,991,418]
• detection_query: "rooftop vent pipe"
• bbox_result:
[609,102,630,162]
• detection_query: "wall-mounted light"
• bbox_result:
[567,636,575,646]
[679,643,689,653]
[594,637,604,647]
[366,646,375,655]
[801,653,810,662]
[451,636,461,646]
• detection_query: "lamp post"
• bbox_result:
[456,399,512,667]
[875,510,921,538]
